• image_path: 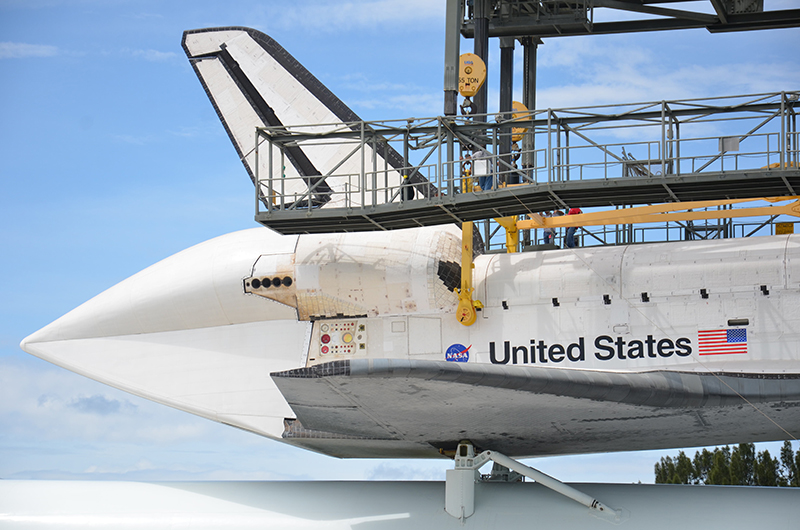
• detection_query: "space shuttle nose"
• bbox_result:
[21,228,298,349]
[19,228,306,441]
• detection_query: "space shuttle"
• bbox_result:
[20,27,800,464]
[11,25,800,529]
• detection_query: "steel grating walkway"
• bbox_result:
[256,169,800,234]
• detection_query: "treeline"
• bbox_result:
[655,441,800,486]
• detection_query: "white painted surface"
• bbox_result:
[465,234,800,373]
[19,228,800,451]
[2,480,798,529]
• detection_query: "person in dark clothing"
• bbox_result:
[566,207,582,248]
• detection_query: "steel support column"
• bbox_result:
[473,0,490,122]
[499,37,515,184]
[521,37,539,169]
[444,0,461,116]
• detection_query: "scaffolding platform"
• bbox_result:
[252,92,799,235]
[256,168,800,234]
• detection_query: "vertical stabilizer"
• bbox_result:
[182,27,414,208]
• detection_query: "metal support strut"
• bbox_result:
[456,222,477,326]
[445,442,626,524]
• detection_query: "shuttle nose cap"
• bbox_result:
[17,228,304,442]
[20,228,298,350]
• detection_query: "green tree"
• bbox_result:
[754,449,779,486]
[796,448,800,486]
[674,451,694,484]
[692,448,714,484]
[654,455,674,484]
[780,441,798,486]
[654,451,695,484]
[729,443,755,485]
[707,446,731,485]
[655,441,800,487]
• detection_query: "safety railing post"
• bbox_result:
[268,136,276,211]
[305,145,311,211]
[360,120,366,210]
[447,124,454,201]
[493,126,498,189]
[279,148,286,211]
[781,91,786,169]
[371,134,377,208]
[404,124,410,200]
[547,110,552,183]
[793,103,798,166]
[675,121,681,176]
[267,135,272,212]
[437,118,442,201]
[383,141,389,204]
[255,129,262,215]
[661,101,667,176]
[443,118,453,199]
[558,120,563,181]
[262,134,269,214]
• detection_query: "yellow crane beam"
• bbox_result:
[517,197,800,230]
[494,216,519,253]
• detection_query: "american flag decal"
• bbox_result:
[697,328,748,356]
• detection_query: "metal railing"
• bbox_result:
[254,91,798,216]
[507,215,796,254]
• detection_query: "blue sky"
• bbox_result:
[2,0,799,483]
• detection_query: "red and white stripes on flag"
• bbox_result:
[697,329,748,356]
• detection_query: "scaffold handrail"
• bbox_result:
[252,91,799,235]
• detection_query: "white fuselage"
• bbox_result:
[20,226,800,447]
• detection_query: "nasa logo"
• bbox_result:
[446,343,471,363]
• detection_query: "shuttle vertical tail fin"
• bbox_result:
[182,27,426,208]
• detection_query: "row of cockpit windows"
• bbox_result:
[248,276,293,289]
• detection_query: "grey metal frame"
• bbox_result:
[253,91,799,241]
[458,0,800,38]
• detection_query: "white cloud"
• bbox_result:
[534,37,800,109]
[0,359,214,445]
[537,38,613,70]
[260,0,444,32]
[326,71,444,117]
[68,394,137,416]
[128,48,178,62]
[336,73,424,94]
[0,42,58,59]
[169,122,225,139]
[536,64,799,110]
[351,92,442,116]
